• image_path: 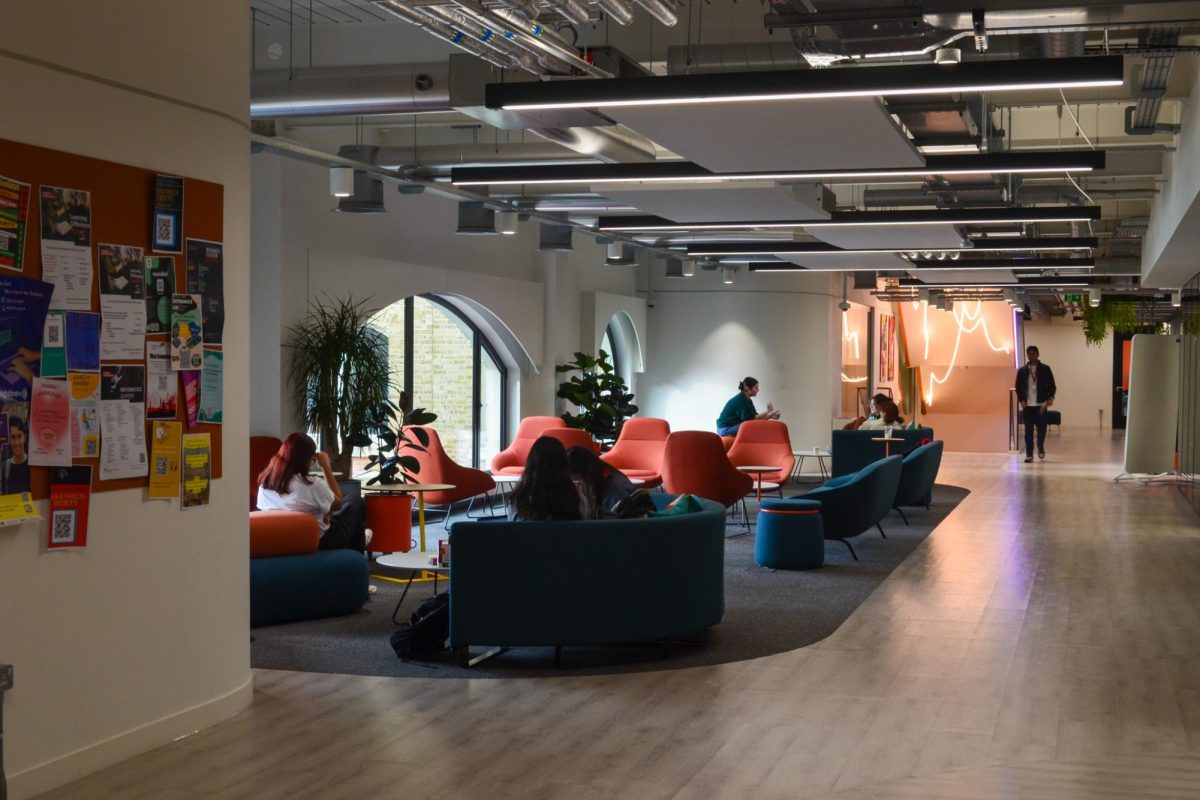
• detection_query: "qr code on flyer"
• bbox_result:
[155,213,175,247]
[51,509,77,544]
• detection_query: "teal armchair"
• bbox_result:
[892,440,943,524]
[801,455,903,560]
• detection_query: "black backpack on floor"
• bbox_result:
[389,592,449,661]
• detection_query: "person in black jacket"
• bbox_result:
[1015,345,1057,463]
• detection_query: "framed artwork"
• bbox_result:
[887,314,896,381]
[878,313,889,383]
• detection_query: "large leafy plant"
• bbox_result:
[361,391,438,486]
[289,295,392,476]
[1080,299,1142,346]
[555,350,638,446]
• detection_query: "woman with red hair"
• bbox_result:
[256,433,368,553]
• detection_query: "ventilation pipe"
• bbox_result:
[543,0,590,25]
[633,0,678,26]
[369,2,519,73]
[1038,31,1085,58]
[596,0,635,26]
[421,5,541,73]
[251,65,452,119]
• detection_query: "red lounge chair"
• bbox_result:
[661,431,753,509]
[489,416,568,475]
[601,417,669,487]
[727,420,795,495]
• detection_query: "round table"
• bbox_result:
[871,437,904,457]
[376,549,450,624]
[362,483,455,553]
[791,449,830,482]
[736,465,779,502]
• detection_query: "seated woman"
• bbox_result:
[845,393,892,430]
[716,376,781,437]
[256,433,368,554]
[565,445,650,519]
[508,436,583,521]
[858,399,904,430]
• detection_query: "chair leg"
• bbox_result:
[876,522,887,539]
[894,507,909,525]
[834,538,858,561]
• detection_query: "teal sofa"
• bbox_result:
[447,496,726,666]
[830,427,934,477]
[802,455,903,561]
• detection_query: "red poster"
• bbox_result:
[48,465,92,549]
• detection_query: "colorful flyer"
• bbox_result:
[98,243,147,361]
[65,311,101,372]
[39,185,93,310]
[145,256,175,333]
[148,420,182,500]
[0,491,38,528]
[0,274,55,403]
[145,341,178,420]
[69,372,100,458]
[182,370,199,428]
[99,364,147,480]
[181,432,210,508]
[185,239,223,344]
[48,465,92,549]
[170,294,203,370]
[0,174,31,272]
[199,348,222,424]
[0,403,30,496]
[41,310,67,378]
[28,377,71,467]
[152,175,184,253]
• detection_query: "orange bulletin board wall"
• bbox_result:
[0,136,223,499]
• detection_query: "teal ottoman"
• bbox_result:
[250,550,369,627]
[755,498,824,569]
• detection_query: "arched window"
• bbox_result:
[602,321,621,378]
[370,295,508,469]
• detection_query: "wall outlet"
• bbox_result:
[0,663,12,692]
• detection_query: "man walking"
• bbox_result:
[1015,345,1057,463]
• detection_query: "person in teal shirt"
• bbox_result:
[716,376,780,436]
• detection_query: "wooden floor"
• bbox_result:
[38,431,1200,799]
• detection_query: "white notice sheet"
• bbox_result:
[99,295,146,361]
[99,364,147,480]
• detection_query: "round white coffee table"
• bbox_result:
[376,549,450,625]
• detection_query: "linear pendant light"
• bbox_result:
[599,206,1102,232]
[687,237,1097,256]
[897,277,1092,288]
[486,55,1124,110]
[450,151,1106,187]
[744,258,1094,273]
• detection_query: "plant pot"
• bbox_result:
[365,492,413,553]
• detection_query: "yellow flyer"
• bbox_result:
[180,432,210,508]
[0,492,40,527]
[69,372,101,458]
[148,421,182,500]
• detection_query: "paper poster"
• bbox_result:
[0,175,31,272]
[0,404,29,495]
[41,311,67,378]
[199,348,222,424]
[28,377,71,467]
[145,256,174,333]
[65,311,100,372]
[39,185,92,310]
[153,175,184,253]
[0,274,55,402]
[181,432,210,508]
[182,370,199,428]
[69,372,100,458]
[185,239,223,344]
[146,341,178,420]
[170,293,202,370]
[48,466,92,549]
[98,243,147,361]
[99,364,147,480]
[148,420,182,500]
[0,492,38,528]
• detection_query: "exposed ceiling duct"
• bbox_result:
[1126,28,1183,134]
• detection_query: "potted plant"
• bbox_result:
[555,349,638,448]
[288,295,392,477]
[359,392,438,553]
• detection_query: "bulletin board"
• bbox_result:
[0,136,223,500]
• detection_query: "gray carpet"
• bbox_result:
[250,484,968,678]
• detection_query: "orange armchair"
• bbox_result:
[249,435,283,511]
[661,431,753,509]
[490,416,567,475]
[727,420,795,487]
[404,426,496,509]
[601,417,669,486]
[541,427,600,455]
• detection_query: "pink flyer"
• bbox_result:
[29,377,72,467]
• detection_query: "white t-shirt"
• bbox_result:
[859,417,889,430]
[1026,367,1041,407]
[257,474,335,532]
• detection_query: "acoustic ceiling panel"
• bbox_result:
[607,97,924,172]
[917,269,1018,283]
[809,225,968,250]
[603,183,830,223]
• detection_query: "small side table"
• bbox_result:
[871,437,904,457]
[737,465,779,502]
[376,549,450,624]
[791,449,830,482]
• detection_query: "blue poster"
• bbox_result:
[65,311,100,373]
[0,274,54,403]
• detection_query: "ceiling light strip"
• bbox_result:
[486,56,1124,110]
[688,237,1097,256]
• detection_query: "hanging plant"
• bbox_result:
[1079,299,1141,346]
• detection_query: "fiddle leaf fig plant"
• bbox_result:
[555,349,638,446]
[361,391,438,486]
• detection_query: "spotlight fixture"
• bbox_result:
[934,47,962,65]
[1089,288,1102,307]
[1172,289,1182,307]
[918,288,931,303]
[682,260,697,277]
[945,298,955,313]
[329,166,354,198]
[486,55,1123,111]
[950,251,961,260]
[495,210,519,235]
[606,241,638,266]
[721,267,736,285]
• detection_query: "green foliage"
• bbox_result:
[1185,309,1200,336]
[555,350,638,446]
[288,295,392,470]
[1079,299,1141,346]
[361,391,439,485]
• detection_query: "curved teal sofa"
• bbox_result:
[830,427,934,477]
[802,455,903,561]
[447,496,726,665]
[893,440,944,522]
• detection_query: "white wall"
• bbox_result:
[1024,317,1116,430]
[1143,59,1200,290]
[0,4,252,798]
[638,269,840,451]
